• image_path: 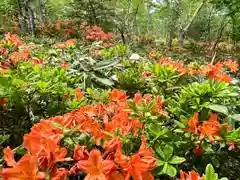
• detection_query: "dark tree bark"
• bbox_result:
[23,0,36,36]
[211,18,231,51]
[16,0,27,33]
[167,0,181,49]
[39,0,47,22]
[206,7,214,43]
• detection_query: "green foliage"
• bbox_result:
[169,80,238,117]
[101,44,128,59]
[0,62,85,138]
[204,164,228,180]
[154,144,185,177]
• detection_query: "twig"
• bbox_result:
[210,51,217,65]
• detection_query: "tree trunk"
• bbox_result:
[39,0,47,22]
[211,19,231,51]
[206,7,213,43]
[168,0,181,49]
[24,0,36,36]
[179,30,185,49]
[230,14,237,47]
[179,1,206,49]
[17,0,27,33]
[89,0,98,25]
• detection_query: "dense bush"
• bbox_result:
[0,26,240,180]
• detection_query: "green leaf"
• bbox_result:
[38,81,47,89]
[94,59,119,70]
[153,64,160,75]
[211,156,220,168]
[95,77,114,86]
[204,164,218,180]
[174,120,186,128]
[229,114,240,121]
[163,145,173,161]
[87,88,94,95]
[155,144,165,160]
[163,164,177,177]
[149,125,168,136]
[92,72,114,86]
[157,159,165,166]
[169,156,185,164]
[208,104,229,115]
[0,135,9,143]
[161,163,168,174]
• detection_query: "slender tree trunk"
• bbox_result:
[168,30,173,49]
[179,1,207,49]
[168,0,181,49]
[89,0,97,25]
[211,19,231,51]
[206,7,213,43]
[230,14,237,47]
[39,0,47,22]
[146,1,151,32]
[17,0,27,33]
[24,0,36,36]
[132,3,140,35]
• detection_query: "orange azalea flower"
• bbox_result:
[134,93,142,105]
[148,49,157,60]
[0,98,8,108]
[184,113,199,135]
[73,145,89,161]
[227,141,237,151]
[75,88,84,100]
[155,96,164,109]
[55,23,61,30]
[52,168,68,180]
[116,153,156,180]
[134,93,153,106]
[4,33,22,47]
[3,147,16,167]
[109,170,124,180]
[142,72,152,79]
[103,137,120,157]
[10,50,31,62]
[0,47,9,56]
[28,58,44,65]
[65,39,77,47]
[133,93,167,116]
[222,60,238,72]
[61,61,68,68]
[132,118,143,136]
[1,154,46,180]
[208,112,218,122]
[24,136,68,173]
[29,118,63,139]
[109,89,128,104]
[180,170,203,180]
[199,113,221,144]
[0,67,8,74]
[74,149,117,180]
[205,63,223,77]
[214,72,232,83]
[143,94,152,105]
[104,111,132,136]
[138,135,153,156]
[114,143,156,180]
[194,143,202,157]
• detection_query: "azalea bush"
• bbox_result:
[0,33,118,148]
[0,28,240,180]
[0,89,235,180]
